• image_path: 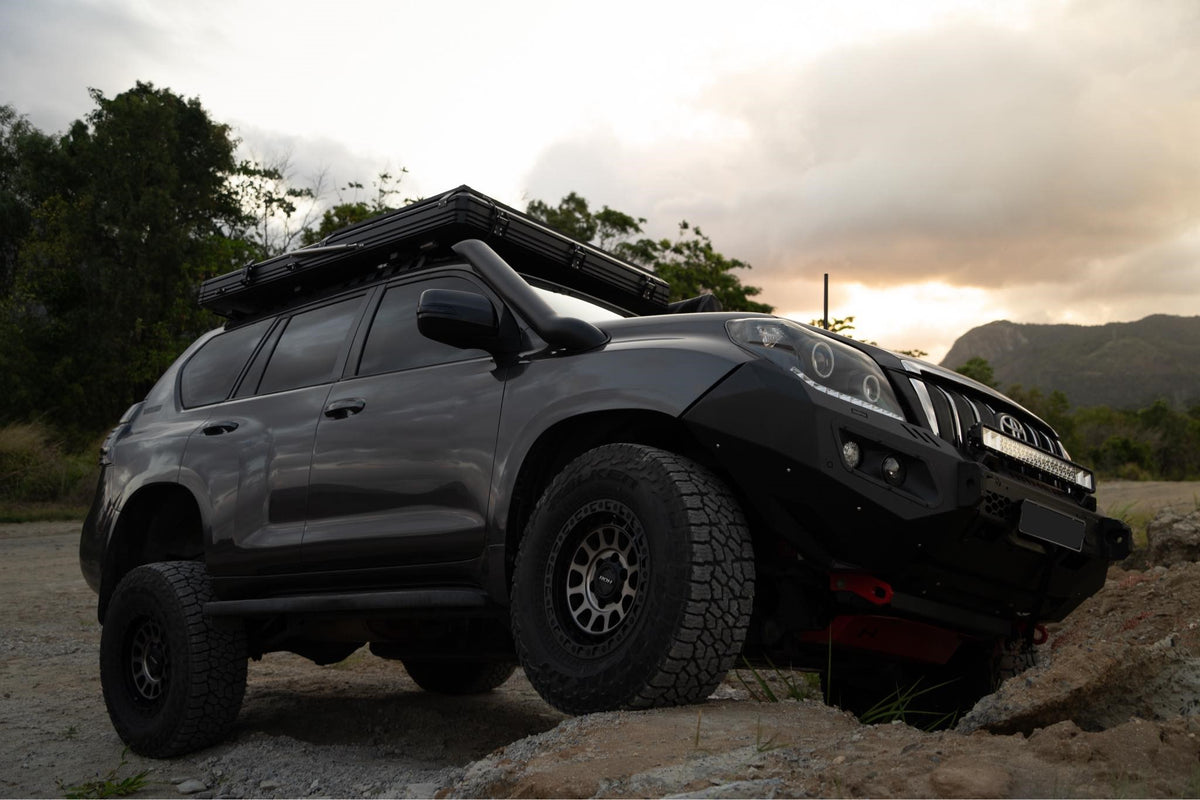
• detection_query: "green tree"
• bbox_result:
[231,155,320,259]
[954,356,998,388]
[526,191,645,250]
[1136,399,1200,479]
[806,315,880,345]
[527,193,772,312]
[0,83,248,439]
[622,222,772,313]
[300,170,412,246]
[0,105,65,296]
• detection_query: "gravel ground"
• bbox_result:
[5,481,1200,798]
[0,521,565,798]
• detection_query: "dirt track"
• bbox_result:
[1095,480,1200,517]
[3,482,1200,798]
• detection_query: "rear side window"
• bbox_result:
[179,319,272,408]
[257,296,363,395]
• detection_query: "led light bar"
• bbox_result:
[978,426,1095,492]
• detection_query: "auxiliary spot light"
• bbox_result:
[841,440,862,470]
[881,455,906,486]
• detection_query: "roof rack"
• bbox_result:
[198,185,671,318]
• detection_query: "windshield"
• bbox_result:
[532,287,625,323]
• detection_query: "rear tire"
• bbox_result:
[511,444,754,713]
[403,659,516,694]
[100,561,246,757]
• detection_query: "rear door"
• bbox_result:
[181,292,369,577]
[301,270,506,572]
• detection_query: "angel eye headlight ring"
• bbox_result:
[862,374,882,404]
[811,342,835,378]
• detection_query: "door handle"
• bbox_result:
[324,398,366,419]
[202,421,239,436]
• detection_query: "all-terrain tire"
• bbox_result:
[100,561,247,757]
[403,659,517,695]
[511,443,755,714]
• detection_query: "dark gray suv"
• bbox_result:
[81,186,1130,756]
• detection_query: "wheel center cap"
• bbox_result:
[591,562,622,603]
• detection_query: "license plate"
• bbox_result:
[1019,500,1085,552]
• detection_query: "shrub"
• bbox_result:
[0,422,96,504]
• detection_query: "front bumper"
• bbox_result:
[683,361,1130,634]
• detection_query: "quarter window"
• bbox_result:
[179,319,272,408]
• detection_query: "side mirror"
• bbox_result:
[417,289,508,352]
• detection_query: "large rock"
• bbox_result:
[959,632,1200,734]
[1145,508,1200,567]
[959,563,1200,735]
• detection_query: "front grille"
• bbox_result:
[906,372,1097,498]
[909,377,1064,458]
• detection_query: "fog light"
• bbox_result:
[881,455,906,486]
[841,440,862,469]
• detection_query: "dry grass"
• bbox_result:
[0,423,97,518]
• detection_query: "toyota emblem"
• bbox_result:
[997,413,1027,441]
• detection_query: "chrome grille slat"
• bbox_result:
[963,397,981,425]
[935,386,963,444]
[910,378,940,437]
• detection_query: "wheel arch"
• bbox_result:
[507,439,757,712]
[98,484,205,621]
[500,409,763,593]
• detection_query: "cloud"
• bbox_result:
[524,0,1200,301]
[0,0,182,132]
[230,124,402,195]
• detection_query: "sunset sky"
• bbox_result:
[3,0,1197,362]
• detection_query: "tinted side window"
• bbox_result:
[179,319,272,408]
[358,277,487,376]
[258,297,363,395]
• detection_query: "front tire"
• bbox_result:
[511,444,754,713]
[100,561,247,757]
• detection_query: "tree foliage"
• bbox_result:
[954,356,999,388]
[300,170,412,246]
[807,316,882,347]
[526,192,645,251]
[527,193,772,313]
[0,83,249,439]
[230,155,321,259]
[0,105,66,295]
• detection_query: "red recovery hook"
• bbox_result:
[829,573,894,606]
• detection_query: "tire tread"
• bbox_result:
[512,444,754,713]
[100,561,246,757]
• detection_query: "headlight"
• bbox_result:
[727,319,905,420]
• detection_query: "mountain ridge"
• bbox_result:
[939,314,1200,410]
